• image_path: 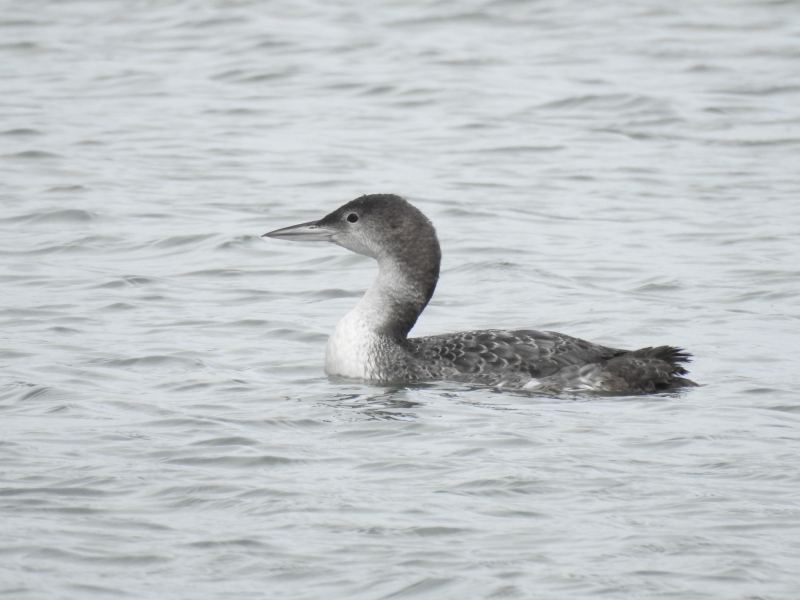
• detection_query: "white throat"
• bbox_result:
[324,261,419,379]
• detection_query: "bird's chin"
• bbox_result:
[330,238,377,259]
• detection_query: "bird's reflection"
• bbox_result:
[325,383,425,421]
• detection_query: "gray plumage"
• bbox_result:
[264,194,696,393]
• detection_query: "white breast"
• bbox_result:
[323,262,413,380]
[324,308,384,378]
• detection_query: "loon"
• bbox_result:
[263,194,696,393]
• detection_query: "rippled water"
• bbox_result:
[2,1,800,598]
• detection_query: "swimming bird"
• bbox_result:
[263,194,695,393]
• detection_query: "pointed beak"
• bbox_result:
[262,220,336,242]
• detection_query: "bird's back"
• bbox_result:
[404,329,694,392]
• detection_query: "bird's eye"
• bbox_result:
[347,213,359,223]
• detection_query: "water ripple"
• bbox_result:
[1,1,799,598]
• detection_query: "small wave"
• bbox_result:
[187,538,269,549]
[448,260,521,273]
[215,235,262,250]
[189,436,260,447]
[0,41,39,51]
[100,303,137,311]
[5,150,61,159]
[720,84,800,96]
[0,348,34,359]
[0,19,45,27]
[389,11,491,28]
[293,178,360,188]
[211,68,245,81]
[406,526,470,537]
[359,85,395,96]
[49,326,82,335]
[153,234,216,249]
[306,288,364,300]
[447,475,545,497]
[538,93,667,113]
[477,144,564,154]
[267,328,328,343]
[1,128,41,136]
[92,355,205,371]
[225,319,272,328]
[238,68,298,83]
[46,184,88,193]
[163,455,302,468]
[184,16,248,28]
[4,209,95,224]
[181,268,245,278]
[95,276,154,289]
[17,384,57,403]
[704,137,800,148]
[634,280,683,293]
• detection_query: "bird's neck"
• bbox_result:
[353,257,438,342]
[324,243,440,379]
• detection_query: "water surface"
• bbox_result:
[2,1,800,598]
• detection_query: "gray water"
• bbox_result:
[2,1,800,598]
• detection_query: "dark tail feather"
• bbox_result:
[630,346,693,375]
[605,346,697,392]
